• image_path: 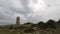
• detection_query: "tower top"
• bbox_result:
[17,17,20,19]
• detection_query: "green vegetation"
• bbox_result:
[24,27,35,33]
[0,19,60,34]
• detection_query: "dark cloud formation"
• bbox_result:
[0,0,60,25]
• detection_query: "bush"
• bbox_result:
[46,19,56,29]
[24,27,35,33]
[9,26,13,29]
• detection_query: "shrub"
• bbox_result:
[24,27,35,33]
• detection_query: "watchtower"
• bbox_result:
[16,17,20,27]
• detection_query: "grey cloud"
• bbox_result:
[20,0,33,16]
[42,6,60,22]
[43,0,60,7]
[33,0,38,3]
[0,0,60,24]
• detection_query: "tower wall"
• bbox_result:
[16,17,20,27]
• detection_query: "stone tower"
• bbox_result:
[16,17,20,27]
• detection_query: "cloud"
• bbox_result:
[0,0,60,24]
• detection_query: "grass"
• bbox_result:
[0,28,60,34]
[0,25,60,34]
[0,28,17,34]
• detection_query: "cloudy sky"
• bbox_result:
[0,0,60,24]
